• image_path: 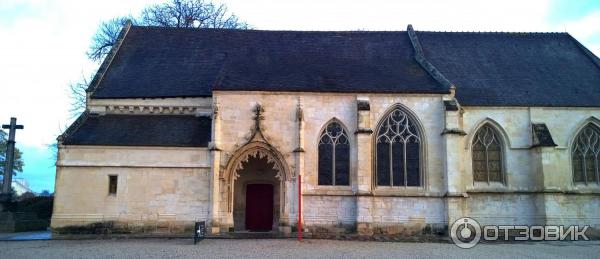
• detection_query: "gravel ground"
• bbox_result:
[1,239,599,259]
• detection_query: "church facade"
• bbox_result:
[51,23,600,238]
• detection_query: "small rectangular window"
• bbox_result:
[108,175,118,195]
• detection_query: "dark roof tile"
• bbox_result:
[90,27,446,98]
[417,31,600,106]
[90,26,600,107]
[61,114,211,147]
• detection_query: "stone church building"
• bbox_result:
[52,23,600,237]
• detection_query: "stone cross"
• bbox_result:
[2,117,24,196]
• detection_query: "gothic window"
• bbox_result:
[375,107,422,187]
[572,123,600,185]
[318,121,350,185]
[472,124,504,183]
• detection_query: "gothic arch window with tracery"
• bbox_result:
[572,123,600,185]
[318,120,350,186]
[471,124,504,184]
[375,107,422,187]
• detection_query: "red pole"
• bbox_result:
[298,174,302,241]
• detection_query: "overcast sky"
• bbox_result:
[1,0,599,192]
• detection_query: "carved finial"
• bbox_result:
[253,102,264,131]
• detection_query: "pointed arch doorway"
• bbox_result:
[233,152,280,231]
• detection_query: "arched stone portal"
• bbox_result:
[221,142,293,232]
[233,153,280,231]
[216,103,296,233]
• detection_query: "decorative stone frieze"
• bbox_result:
[101,105,210,116]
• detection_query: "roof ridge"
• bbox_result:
[129,25,407,33]
[415,30,567,35]
[131,25,569,35]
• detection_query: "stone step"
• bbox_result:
[208,231,289,239]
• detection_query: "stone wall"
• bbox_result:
[213,91,448,235]
[51,146,211,234]
[302,195,356,227]
[459,107,600,237]
[464,193,546,226]
[213,92,600,237]
[52,93,600,238]
[543,194,600,227]
[214,92,446,187]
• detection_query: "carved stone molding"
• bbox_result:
[222,102,292,181]
[231,148,285,181]
[222,141,291,181]
[101,105,211,116]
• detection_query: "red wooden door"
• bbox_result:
[245,184,274,231]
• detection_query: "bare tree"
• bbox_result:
[87,16,135,62]
[68,73,92,117]
[87,0,248,62]
[140,0,248,29]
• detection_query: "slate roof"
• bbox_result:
[61,114,211,147]
[90,26,446,98]
[88,25,600,107]
[417,32,600,106]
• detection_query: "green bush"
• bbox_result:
[15,196,53,220]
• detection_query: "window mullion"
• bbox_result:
[594,154,600,185]
[485,146,490,184]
